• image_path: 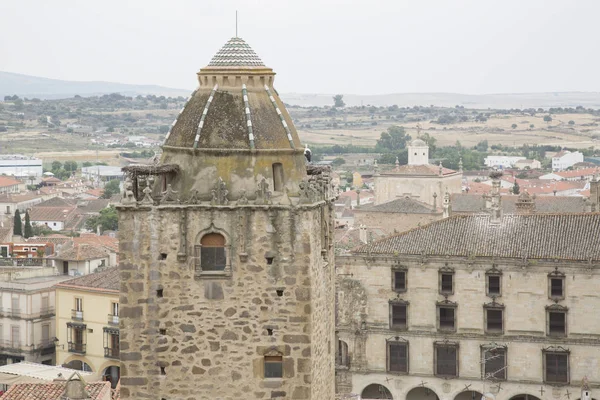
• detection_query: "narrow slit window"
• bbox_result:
[272,163,284,192]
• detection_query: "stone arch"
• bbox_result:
[101,363,120,389]
[194,223,232,274]
[337,339,349,367]
[454,391,484,400]
[62,355,94,372]
[406,386,439,400]
[361,383,393,399]
[508,395,541,400]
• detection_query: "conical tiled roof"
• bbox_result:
[207,37,265,67]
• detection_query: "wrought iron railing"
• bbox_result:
[107,314,119,326]
[104,347,119,359]
[68,342,86,354]
[71,309,84,321]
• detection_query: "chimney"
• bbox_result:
[359,225,368,244]
[489,171,503,224]
[96,224,102,236]
[61,373,90,399]
[515,191,535,214]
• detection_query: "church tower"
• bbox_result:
[117,37,336,400]
[407,138,429,165]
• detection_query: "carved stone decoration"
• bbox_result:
[255,178,272,205]
[211,177,229,205]
[299,181,312,204]
[442,382,451,393]
[177,209,187,262]
[279,187,292,205]
[139,185,154,205]
[187,189,200,204]
[121,176,136,205]
[237,189,249,205]
[161,184,179,203]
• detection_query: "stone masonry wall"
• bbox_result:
[118,203,336,400]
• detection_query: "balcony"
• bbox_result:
[107,314,119,326]
[104,347,120,359]
[0,258,47,267]
[68,342,86,354]
[71,309,84,321]
[0,340,22,352]
[0,307,55,319]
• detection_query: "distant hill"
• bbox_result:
[3,71,600,109]
[0,71,191,99]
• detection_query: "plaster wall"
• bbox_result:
[375,174,462,206]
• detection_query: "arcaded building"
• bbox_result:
[336,205,600,399]
[117,37,336,400]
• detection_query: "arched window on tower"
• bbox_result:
[272,163,284,192]
[198,233,226,271]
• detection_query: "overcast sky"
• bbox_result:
[1,0,599,95]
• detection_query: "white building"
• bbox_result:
[484,156,526,169]
[552,150,584,171]
[81,166,124,182]
[0,155,43,182]
[514,159,542,170]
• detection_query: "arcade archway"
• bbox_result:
[406,386,440,400]
[361,383,393,399]
[454,391,484,400]
[508,395,541,400]
[102,365,120,389]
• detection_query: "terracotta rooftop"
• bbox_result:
[75,234,119,252]
[0,381,111,400]
[552,167,599,179]
[207,37,265,67]
[28,206,76,222]
[353,213,600,261]
[85,188,104,198]
[358,197,438,214]
[451,194,588,214]
[52,244,110,261]
[0,176,22,187]
[55,267,119,292]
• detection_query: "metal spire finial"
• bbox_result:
[235,11,238,37]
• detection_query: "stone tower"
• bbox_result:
[407,138,429,165]
[117,37,336,400]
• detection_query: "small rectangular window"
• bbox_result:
[544,352,569,383]
[486,309,503,333]
[438,306,455,331]
[387,342,408,373]
[440,273,453,294]
[487,275,501,296]
[393,270,406,292]
[264,356,283,378]
[272,163,284,192]
[548,312,566,336]
[435,345,458,377]
[550,278,564,298]
[390,304,407,330]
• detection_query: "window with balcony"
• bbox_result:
[543,347,569,384]
[437,300,457,332]
[103,328,119,359]
[67,323,86,354]
[434,341,459,377]
[109,302,119,325]
[387,337,408,374]
[481,345,507,381]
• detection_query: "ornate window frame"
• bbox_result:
[542,346,570,385]
[436,299,457,332]
[548,268,566,301]
[546,304,568,337]
[391,265,407,293]
[434,340,460,378]
[439,266,455,295]
[386,336,409,374]
[263,347,284,379]
[485,265,503,297]
[483,300,505,335]
[480,343,507,381]
[388,297,409,331]
[194,224,232,278]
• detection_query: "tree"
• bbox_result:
[512,181,520,195]
[24,211,33,238]
[82,162,93,168]
[332,95,345,108]
[332,157,345,167]
[568,120,575,125]
[64,161,78,174]
[418,132,437,155]
[511,124,517,129]
[13,210,22,236]
[51,161,62,172]
[475,140,488,152]
[375,126,411,152]
[101,179,121,199]
[85,205,119,231]
[544,115,553,123]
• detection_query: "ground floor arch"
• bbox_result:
[64,359,93,372]
[406,386,440,400]
[508,395,541,400]
[102,365,120,389]
[454,390,483,400]
[361,383,394,399]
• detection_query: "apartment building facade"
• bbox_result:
[55,268,120,388]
